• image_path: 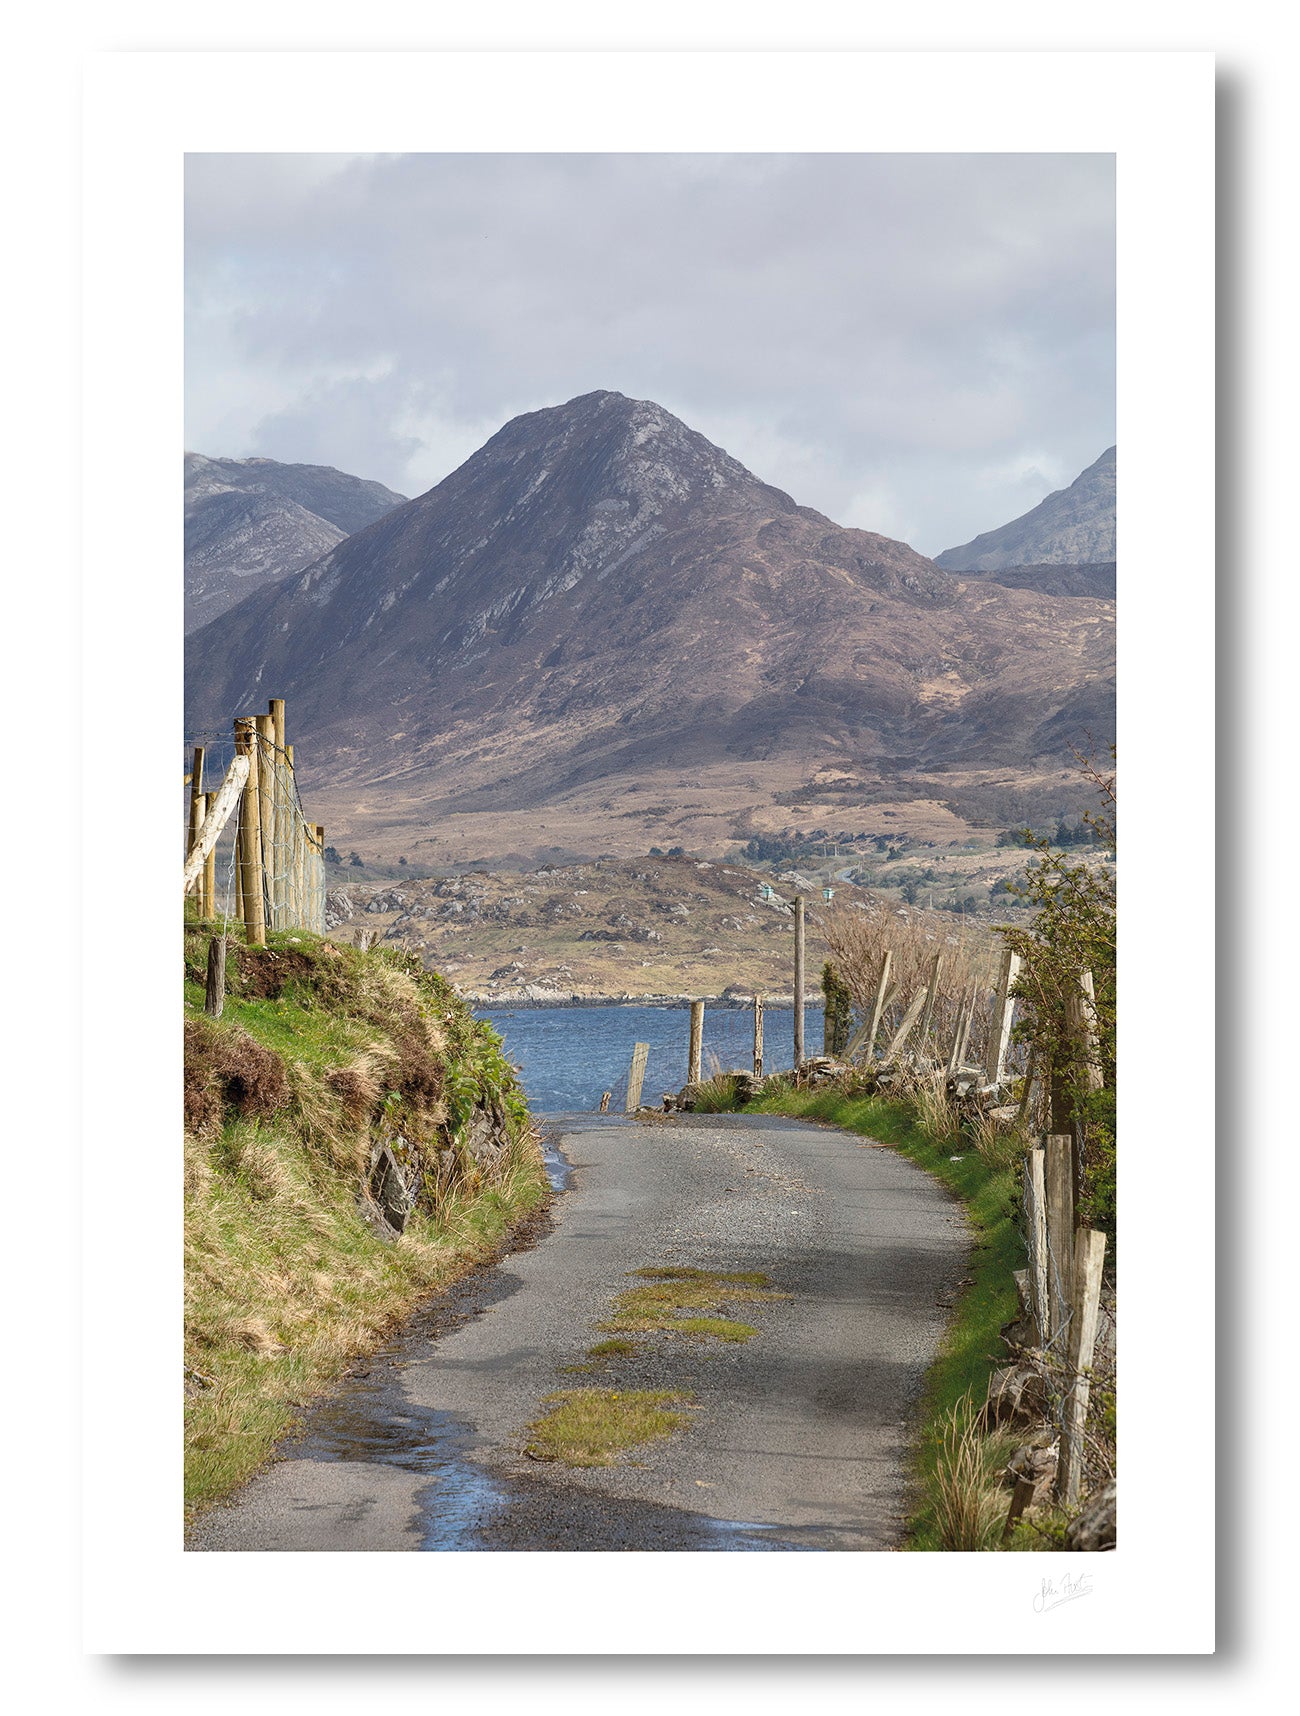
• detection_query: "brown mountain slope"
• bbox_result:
[185,392,1114,860]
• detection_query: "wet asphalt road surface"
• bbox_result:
[188,1111,969,1552]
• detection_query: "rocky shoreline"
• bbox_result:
[466,989,827,1011]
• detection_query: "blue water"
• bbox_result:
[476,1003,823,1114]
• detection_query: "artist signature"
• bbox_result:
[1034,1572,1094,1613]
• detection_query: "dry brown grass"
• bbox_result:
[818,901,1000,1064]
[931,1391,1017,1551]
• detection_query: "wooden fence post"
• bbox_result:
[793,896,806,1067]
[1066,969,1104,1094]
[626,1042,650,1113]
[192,792,208,915]
[1017,1047,1038,1126]
[919,951,943,1058]
[1044,1134,1075,1344]
[314,825,327,933]
[1024,1146,1050,1344]
[688,1000,705,1086]
[234,719,266,947]
[946,982,971,1076]
[752,993,764,1078]
[202,797,217,919]
[864,949,893,1063]
[204,932,227,1019]
[884,986,928,1063]
[1055,1226,1108,1506]
[956,983,979,1070]
[255,711,281,930]
[986,947,1022,1085]
[187,745,206,869]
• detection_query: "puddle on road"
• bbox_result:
[698,1518,815,1552]
[290,1386,506,1551]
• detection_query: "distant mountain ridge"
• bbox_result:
[936,447,1116,572]
[186,392,1114,861]
[184,453,407,633]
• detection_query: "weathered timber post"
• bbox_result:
[986,947,1022,1085]
[285,741,301,928]
[1066,969,1104,1095]
[946,982,972,1077]
[1017,1047,1038,1126]
[793,895,806,1067]
[1055,1226,1108,1506]
[884,986,929,1063]
[625,1042,650,1113]
[1024,1145,1050,1344]
[1001,1473,1039,1545]
[254,713,276,931]
[315,825,328,933]
[187,745,206,870]
[233,719,266,946]
[752,993,764,1078]
[1044,1134,1075,1345]
[864,950,893,1063]
[204,931,227,1019]
[956,983,979,1070]
[919,951,943,1059]
[688,1000,705,1086]
[192,792,208,916]
[269,700,288,927]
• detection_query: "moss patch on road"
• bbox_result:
[524,1390,695,1467]
[598,1268,788,1341]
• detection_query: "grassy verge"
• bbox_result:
[733,1084,1025,1551]
[183,920,548,1519]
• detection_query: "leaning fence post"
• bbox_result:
[1024,1146,1050,1344]
[986,947,1022,1086]
[1055,1226,1108,1506]
[919,951,943,1059]
[864,950,893,1063]
[234,719,266,947]
[884,985,928,1063]
[946,982,971,1077]
[688,1000,704,1086]
[625,1042,650,1113]
[752,993,764,1078]
[1043,1134,1075,1344]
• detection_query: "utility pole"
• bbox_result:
[793,894,806,1067]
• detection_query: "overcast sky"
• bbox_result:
[185,152,1114,558]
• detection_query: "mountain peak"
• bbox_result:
[935,446,1116,572]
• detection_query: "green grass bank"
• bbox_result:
[182,919,548,1519]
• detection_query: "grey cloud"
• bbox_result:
[185,152,1114,556]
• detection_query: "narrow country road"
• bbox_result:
[188,1112,968,1552]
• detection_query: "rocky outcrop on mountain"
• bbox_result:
[936,448,1115,572]
[184,454,407,633]
[186,393,1114,857]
